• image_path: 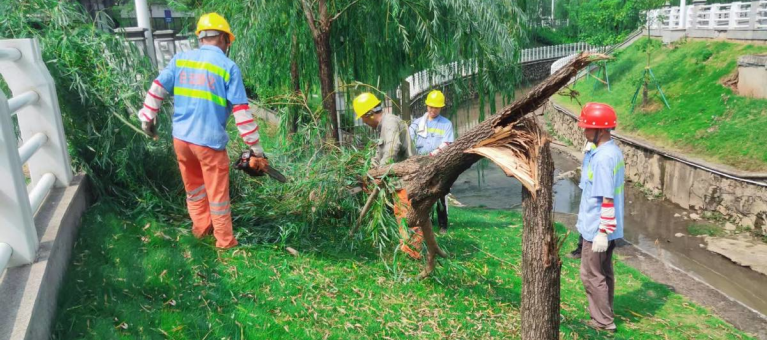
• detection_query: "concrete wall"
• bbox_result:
[544,104,767,232]
[0,175,90,340]
[737,55,767,99]
[522,59,558,84]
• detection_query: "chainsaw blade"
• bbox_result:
[264,165,287,183]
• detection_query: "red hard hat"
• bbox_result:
[578,102,617,129]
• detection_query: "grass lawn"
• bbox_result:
[52,203,752,339]
[553,38,767,171]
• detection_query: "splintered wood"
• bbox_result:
[465,118,546,194]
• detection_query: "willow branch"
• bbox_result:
[300,0,319,36]
[330,0,362,22]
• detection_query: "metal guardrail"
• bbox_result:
[403,42,601,102]
[550,28,643,76]
[549,46,610,75]
[0,39,73,275]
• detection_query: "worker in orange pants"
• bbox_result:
[174,139,237,248]
[137,14,268,249]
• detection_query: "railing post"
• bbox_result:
[690,1,701,29]
[0,39,73,189]
[0,90,38,267]
[747,1,756,29]
[680,0,688,29]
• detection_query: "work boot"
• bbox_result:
[567,235,584,259]
[585,319,616,333]
[566,249,581,259]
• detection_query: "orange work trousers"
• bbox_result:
[173,138,238,249]
[394,189,423,259]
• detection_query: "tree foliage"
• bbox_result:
[534,0,665,46]
[175,0,526,131]
[0,0,393,249]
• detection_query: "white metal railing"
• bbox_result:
[549,29,643,76]
[520,42,595,63]
[549,46,611,75]
[647,1,767,30]
[403,42,600,101]
[0,38,73,275]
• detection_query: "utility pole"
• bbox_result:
[135,0,157,67]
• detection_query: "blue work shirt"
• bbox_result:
[155,45,249,150]
[409,114,455,155]
[576,139,625,242]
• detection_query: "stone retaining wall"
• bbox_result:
[544,103,767,232]
[737,55,767,99]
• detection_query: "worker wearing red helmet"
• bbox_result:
[575,102,625,332]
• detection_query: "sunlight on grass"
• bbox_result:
[52,204,753,339]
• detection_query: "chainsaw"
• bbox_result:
[234,150,287,183]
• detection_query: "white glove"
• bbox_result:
[250,144,264,158]
[583,142,595,153]
[592,232,608,253]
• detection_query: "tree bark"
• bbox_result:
[290,32,301,134]
[301,0,340,144]
[521,141,561,340]
[313,31,339,143]
[367,53,604,278]
[401,79,412,121]
[642,78,649,107]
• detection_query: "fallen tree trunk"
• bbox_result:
[369,53,601,278]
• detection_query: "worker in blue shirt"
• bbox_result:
[137,13,267,249]
[575,102,625,333]
[409,90,454,234]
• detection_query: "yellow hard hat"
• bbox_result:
[352,92,382,119]
[425,90,445,108]
[196,13,235,42]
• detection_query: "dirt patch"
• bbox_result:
[636,100,663,113]
[720,70,739,92]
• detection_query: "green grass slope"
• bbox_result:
[554,38,767,171]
